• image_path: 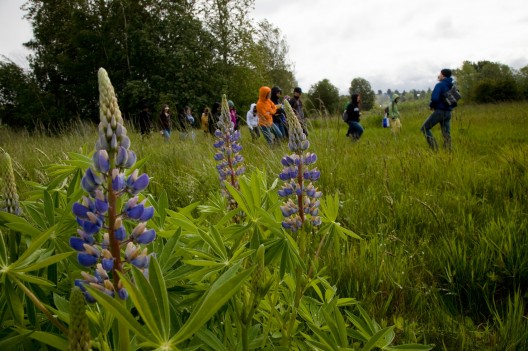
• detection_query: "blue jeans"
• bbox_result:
[421,110,452,151]
[260,126,274,145]
[346,121,363,140]
[162,129,171,141]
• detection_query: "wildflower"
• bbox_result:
[70,68,156,302]
[212,95,245,209]
[277,100,322,231]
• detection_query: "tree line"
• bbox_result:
[1,1,527,131]
[0,0,295,130]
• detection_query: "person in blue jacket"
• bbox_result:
[421,68,455,151]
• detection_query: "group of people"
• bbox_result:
[140,67,454,150]
[250,86,307,145]
[343,68,456,150]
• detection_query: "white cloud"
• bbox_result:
[253,0,528,94]
[1,0,527,94]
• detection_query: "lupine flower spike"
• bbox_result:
[71,68,156,302]
[278,101,322,232]
[213,94,245,210]
[0,149,22,215]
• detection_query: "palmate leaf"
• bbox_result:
[0,211,41,237]
[171,261,255,345]
[264,230,304,278]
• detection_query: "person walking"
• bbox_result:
[256,86,282,145]
[208,102,221,135]
[228,100,239,130]
[270,86,288,139]
[246,103,260,140]
[345,94,363,140]
[138,105,152,135]
[159,104,172,141]
[388,93,401,134]
[201,107,210,134]
[421,68,455,151]
[287,87,308,136]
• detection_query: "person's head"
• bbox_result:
[184,106,191,114]
[259,86,271,100]
[203,107,209,114]
[141,104,148,111]
[391,93,400,103]
[293,87,302,98]
[439,68,452,80]
[271,86,282,98]
[162,104,169,113]
[212,102,221,114]
[228,100,235,109]
[351,94,361,106]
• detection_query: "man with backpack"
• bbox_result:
[420,68,456,151]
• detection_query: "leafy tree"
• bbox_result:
[349,77,375,110]
[307,79,340,115]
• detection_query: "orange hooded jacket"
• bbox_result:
[256,86,276,127]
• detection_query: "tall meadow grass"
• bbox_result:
[1,101,527,349]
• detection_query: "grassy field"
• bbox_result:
[1,101,527,349]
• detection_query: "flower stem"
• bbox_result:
[107,168,123,290]
[13,276,69,335]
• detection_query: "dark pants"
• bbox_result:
[346,121,364,140]
[421,110,452,151]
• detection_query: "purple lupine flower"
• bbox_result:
[212,95,245,211]
[71,68,157,302]
[277,100,322,232]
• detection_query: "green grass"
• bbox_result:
[1,101,528,350]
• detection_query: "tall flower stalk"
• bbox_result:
[70,68,156,303]
[278,100,323,347]
[213,94,245,210]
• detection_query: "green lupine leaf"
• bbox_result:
[22,204,48,229]
[195,329,228,351]
[303,327,336,349]
[12,226,56,267]
[385,344,434,350]
[0,331,33,349]
[13,248,49,270]
[304,339,335,351]
[224,181,251,216]
[11,272,55,287]
[142,258,170,338]
[158,228,182,271]
[197,226,227,261]
[181,260,226,268]
[360,326,395,351]
[16,252,73,273]
[171,262,254,345]
[5,280,24,325]
[0,233,7,265]
[43,190,55,226]
[345,310,371,341]
[357,304,380,333]
[5,221,41,237]
[84,285,158,346]
[118,269,163,341]
[333,300,349,347]
[20,329,68,350]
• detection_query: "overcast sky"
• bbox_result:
[2,0,527,94]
